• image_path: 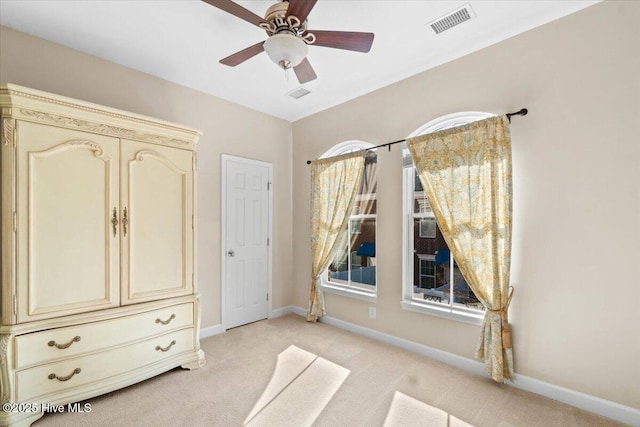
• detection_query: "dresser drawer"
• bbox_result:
[16,327,195,402]
[14,303,194,369]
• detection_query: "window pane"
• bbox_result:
[451,264,484,310]
[328,228,349,284]
[418,259,435,289]
[350,218,376,289]
[411,175,484,310]
[353,158,377,215]
[325,153,377,293]
[413,168,431,215]
[412,217,444,301]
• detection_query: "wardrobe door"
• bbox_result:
[120,140,193,304]
[15,121,120,323]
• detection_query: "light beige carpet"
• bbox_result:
[244,345,349,426]
[383,391,473,427]
[34,314,625,426]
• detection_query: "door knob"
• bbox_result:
[227,250,235,257]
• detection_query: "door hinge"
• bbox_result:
[12,211,17,232]
[267,181,271,191]
[192,214,194,229]
[13,295,17,316]
[267,237,269,246]
[266,293,269,302]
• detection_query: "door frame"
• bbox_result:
[221,154,273,330]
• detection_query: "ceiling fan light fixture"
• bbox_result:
[263,33,308,70]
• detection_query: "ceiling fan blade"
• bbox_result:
[285,0,318,23]
[202,0,266,27]
[220,41,265,66]
[293,58,317,84]
[308,30,374,53]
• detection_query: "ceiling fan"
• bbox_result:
[203,0,375,84]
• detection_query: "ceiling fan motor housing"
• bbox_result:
[264,2,290,24]
[261,1,312,40]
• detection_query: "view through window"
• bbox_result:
[403,113,492,314]
[407,167,483,310]
[322,142,377,296]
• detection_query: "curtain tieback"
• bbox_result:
[309,275,321,298]
[488,286,514,349]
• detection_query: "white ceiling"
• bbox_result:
[0,0,599,122]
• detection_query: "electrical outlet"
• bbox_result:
[369,307,376,319]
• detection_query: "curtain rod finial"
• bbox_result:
[506,108,528,123]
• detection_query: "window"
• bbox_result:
[418,255,435,289]
[321,141,377,302]
[402,112,492,324]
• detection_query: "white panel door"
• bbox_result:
[223,156,270,329]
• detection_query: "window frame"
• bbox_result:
[319,141,378,303]
[401,112,494,325]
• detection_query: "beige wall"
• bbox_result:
[0,26,294,330]
[292,1,640,409]
[2,0,639,412]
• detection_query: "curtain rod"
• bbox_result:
[305,108,528,165]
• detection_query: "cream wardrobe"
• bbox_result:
[0,84,205,426]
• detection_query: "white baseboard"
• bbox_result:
[291,305,307,317]
[268,305,307,318]
[319,311,487,377]
[269,305,296,319]
[288,306,639,426]
[204,306,298,337]
[512,372,640,426]
[200,324,225,339]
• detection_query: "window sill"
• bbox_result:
[322,283,377,303]
[401,299,483,326]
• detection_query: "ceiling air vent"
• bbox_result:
[287,87,311,99]
[429,4,474,34]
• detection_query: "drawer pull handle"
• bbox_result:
[155,340,176,352]
[155,314,176,325]
[48,368,81,382]
[48,336,81,349]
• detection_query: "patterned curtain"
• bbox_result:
[308,151,366,322]
[407,115,514,382]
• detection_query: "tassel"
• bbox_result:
[501,286,514,349]
[502,321,512,349]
